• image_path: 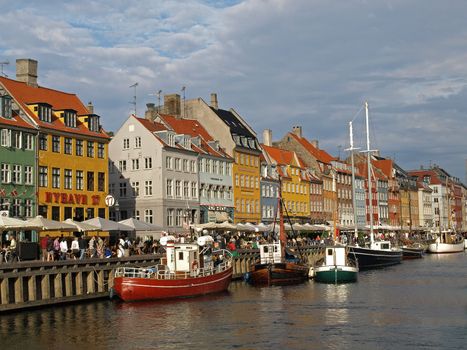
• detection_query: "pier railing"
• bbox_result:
[0,245,323,312]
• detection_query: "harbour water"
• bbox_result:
[1,252,466,350]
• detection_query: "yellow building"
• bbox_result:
[262,145,310,223]
[2,59,110,223]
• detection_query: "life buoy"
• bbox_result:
[191,260,198,270]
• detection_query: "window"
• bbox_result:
[144,157,152,169]
[118,160,127,172]
[52,136,60,152]
[213,160,218,174]
[133,210,140,220]
[190,160,196,173]
[87,141,94,157]
[175,158,181,171]
[235,174,239,186]
[191,182,197,198]
[87,172,94,191]
[1,129,11,147]
[51,168,60,188]
[37,134,48,151]
[166,156,173,169]
[183,159,188,172]
[64,169,72,189]
[183,181,189,197]
[175,180,181,197]
[0,95,12,119]
[64,137,72,154]
[76,139,83,156]
[24,199,32,217]
[119,182,127,197]
[206,159,211,173]
[123,138,130,149]
[97,143,105,158]
[76,170,83,190]
[144,209,153,224]
[63,110,77,128]
[88,115,100,132]
[12,131,22,149]
[24,166,33,185]
[167,208,174,226]
[1,164,11,183]
[98,172,105,191]
[12,165,21,184]
[23,133,33,150]
[145,180,152,196]
[176,209,183,226]
[38,104,52,122]
[39,166,49,187]
[109,183,115,195]
[11,198,21,217]
[132,181,139,196]
[132,158,139,170]
[135,137,141,148]
[166,179,173,197]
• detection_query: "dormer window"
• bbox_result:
[88,115,100,132]
[38,104,52,123]
[63,110,77,128]
[0,95,12,119]
[168,132,175,147]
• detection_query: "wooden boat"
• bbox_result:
[247,178,308,286]
[346,102,402,270]
[112,236,233,301]
[427,232,465,254]
[401,245,424,259]
[314,245,358,284]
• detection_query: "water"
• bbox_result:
[1,253,466,350]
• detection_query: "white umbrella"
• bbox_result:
[83,217,133,231]
[0,216,41,231]
[27,215,76,231]
[255,223,270,232]
[118,218,163,231]
[215,221,237,230]
[63,218,101,232]
[236,223,256,232]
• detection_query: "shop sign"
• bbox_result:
[44,192,100,205]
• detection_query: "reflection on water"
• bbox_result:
[1,253,466,350]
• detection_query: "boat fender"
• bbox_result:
[192,260,199,270]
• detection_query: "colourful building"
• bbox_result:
[1,59,110,225]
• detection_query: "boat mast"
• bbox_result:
[364,102,375,244]
[348,121,359,240]
[278,175,286,260]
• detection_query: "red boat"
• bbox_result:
[112,237,233,302]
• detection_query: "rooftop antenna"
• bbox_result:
[129,82,138,115]
[148,89,163,112]
[181,86,186,117]
[0,60,9,77]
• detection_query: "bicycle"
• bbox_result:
[3,249,20,263]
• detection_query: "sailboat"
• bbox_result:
[247,178,309,286]
[427,231,465,254]
[346,102,403,270]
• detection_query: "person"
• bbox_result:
[59,236,68,260]
[88,236,96,258]
[8,234,17,262]
[46,236,54,261]
[40,235,49,261]
[123,236,131,257]
[96,236,104,258]
[53,237,60,260]
[70,237,79,259]
[78,235,86,260]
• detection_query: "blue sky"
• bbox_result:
[1,0,467,181]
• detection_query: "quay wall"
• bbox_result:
[0,246,323,312]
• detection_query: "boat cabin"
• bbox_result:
[258,241,282,264]
[324,246,347,266]
[166,242,200,273]
[370,241,392,251]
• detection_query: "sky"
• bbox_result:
[1,0,467,182]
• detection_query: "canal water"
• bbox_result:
[1,252,466,350]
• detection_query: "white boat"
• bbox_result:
[314,245,358,283]
[427,232,465,254]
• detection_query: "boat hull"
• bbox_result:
[314,265,358,284]
[402,247,424,259]
[113,267,233,302]
[248,262,309,286]
[347,246,402,270]
[427,240,465,254]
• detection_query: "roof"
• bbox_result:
[159,114,213,141]
[262,144,295,165]
[0,76,109,139]
[0,111,36,130]
[289,133,335,163]
[212,108,255,139]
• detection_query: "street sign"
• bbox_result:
[105,195,116,207]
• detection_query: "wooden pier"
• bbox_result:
[0,246,323,312]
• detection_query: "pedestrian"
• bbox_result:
[88,236,96,258]
[46,236,54,261]
[78,235,86,259]
[53,237,60,261]
[40,234,49,261]
[117,235,125,258]
[70,237,79,259]
[59,236,68,260]
[96,236,104,258]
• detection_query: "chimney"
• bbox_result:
[311,139,319,149]
[292,126,302,138]
[210,93,218,109]
[263,129,272,147]
[145,103,157,121]
[87,102,94,114]
[16,58,38,87]
[163,94,181,117]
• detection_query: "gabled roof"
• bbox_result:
[0,76,109,139]
[289,133,335,163]
[262,144,296,166]
[0,111,36,130]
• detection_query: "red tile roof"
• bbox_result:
[0,112,36,130]
[262,144,295,165]
[0,76,109,139]
[289,133,335,163]
[159,114,213,141]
